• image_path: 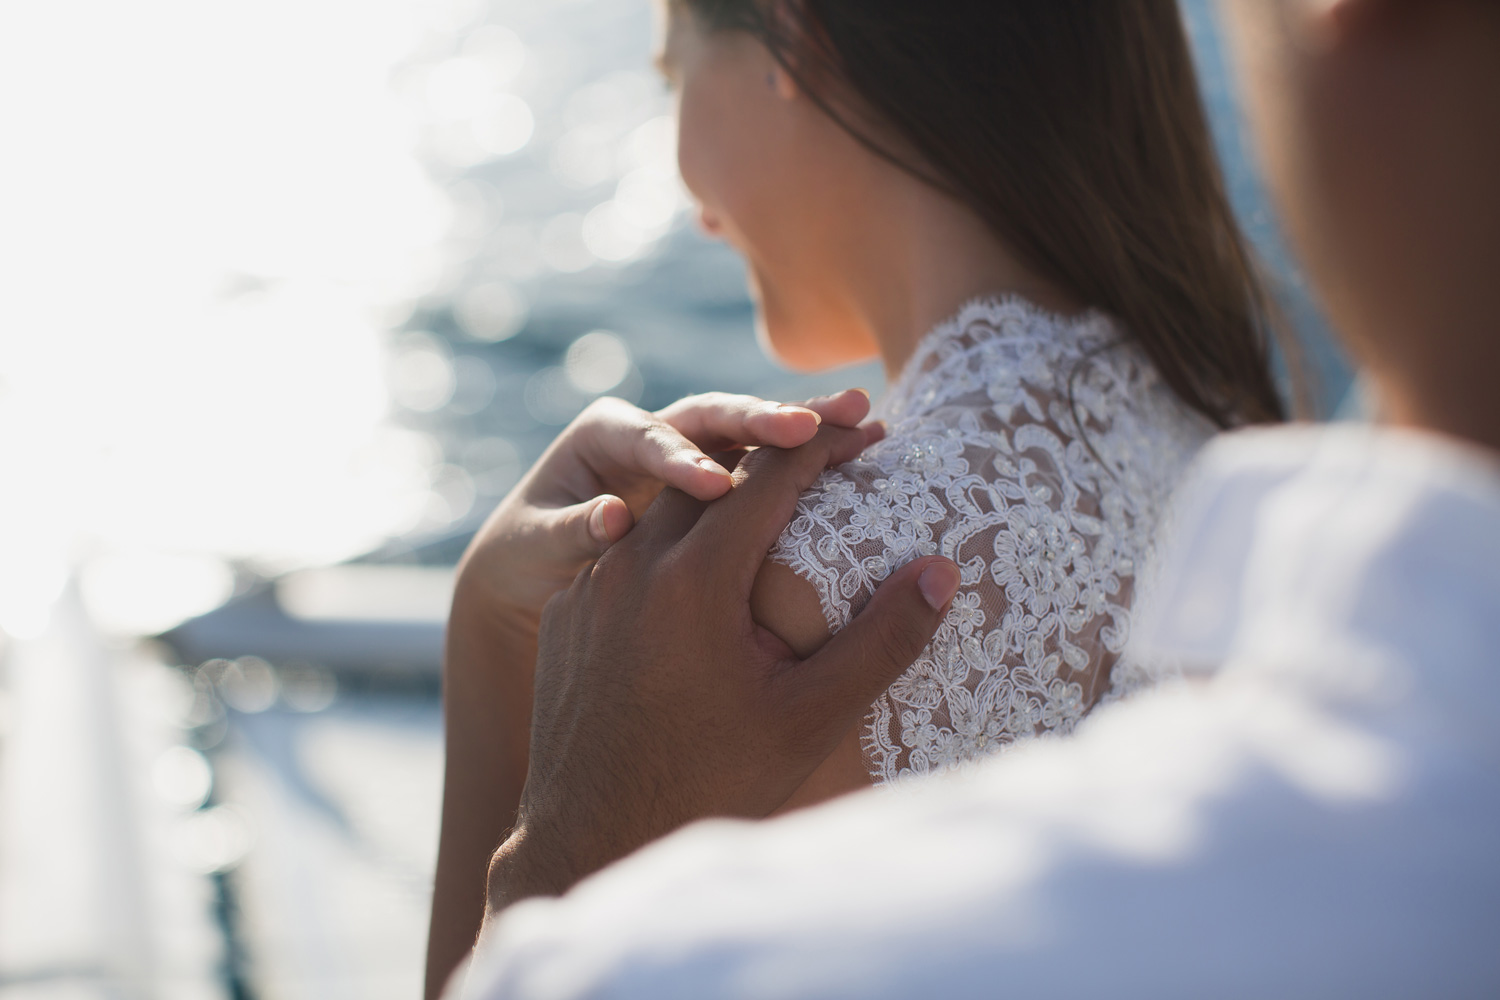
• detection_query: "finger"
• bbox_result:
[619,486,709,556]
[714,447,749,475]
[658,392,819,453]
[784,557,960,744]
[796,388,871,430]
[624,419,737,502]
[537,495,635,562]
[688,424,870,589]
[659,389,872,453]
[571,397,733,503]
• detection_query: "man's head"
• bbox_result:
[1221,0,1500,448]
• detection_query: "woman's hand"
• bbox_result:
[456,388,879,625]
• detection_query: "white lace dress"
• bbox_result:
[769,297,1213,783]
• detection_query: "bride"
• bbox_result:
[426,0,1284,994]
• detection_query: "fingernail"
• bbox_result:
[589,500,610,543]
[698,457,730,476]
[918,563,961,611]
[778,404,820,425]
[850,388,871,400]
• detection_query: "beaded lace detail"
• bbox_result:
[769,297,1212,783]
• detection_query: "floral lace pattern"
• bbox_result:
[770,297,1212,783]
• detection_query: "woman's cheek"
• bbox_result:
[674,90,720,217]
[675,72,767,245]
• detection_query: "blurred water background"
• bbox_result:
[0,1,1350,997]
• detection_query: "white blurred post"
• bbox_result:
[0,585,225,999]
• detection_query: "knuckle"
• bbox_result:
[587,547,617,585]
[584,395,638,426]
[637,422,681,459]
[692,390,731,409]
[703,390,751,411]
[658,391,715,418]
[683,391,759,420]
[590,533,635,579]
[641,418,677,443]
[734,443,783,477]
[577,396,612,424]
[639,534,686,579]
[635,542,702,604]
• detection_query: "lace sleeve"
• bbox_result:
[768,419,1119,781]
[768,300,1207,783]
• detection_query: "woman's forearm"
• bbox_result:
[424,585,537,1000]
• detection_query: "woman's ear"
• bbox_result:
[761,0,807,100]
[767,63,798,100]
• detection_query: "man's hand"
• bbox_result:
[427,390,879,1000]
[484,425,962,912]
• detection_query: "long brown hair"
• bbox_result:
[682,0,1287,427]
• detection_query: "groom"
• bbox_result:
[452,0,1500,994]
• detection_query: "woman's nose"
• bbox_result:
[697,206,724,237]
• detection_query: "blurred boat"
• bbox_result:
[157,531,473,680]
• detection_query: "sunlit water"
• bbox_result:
[0,0,1348,640]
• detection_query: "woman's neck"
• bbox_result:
[843,186,1085,381]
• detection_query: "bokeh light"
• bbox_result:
[454,281,530,342]
[278,664,339,714]
[389,332,459,414]
[174,804,255,875]
[153,745,214,812]
[80,551,235,638]
[218,657,279,715]
[566,331,633,395]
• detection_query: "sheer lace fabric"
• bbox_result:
[769,297,1212,783]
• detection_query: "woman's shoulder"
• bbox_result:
[879,295,1213,490]
[770,299,1212,629]
[887,296,1191,426]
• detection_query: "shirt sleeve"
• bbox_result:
[452,675,1490,1000]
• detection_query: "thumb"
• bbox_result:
[538,495,635,562]
[791,557,960,728]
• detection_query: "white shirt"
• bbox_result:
[456,425,1500,999]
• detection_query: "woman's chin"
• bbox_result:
[758,335,822,374]
[755,314,874,374]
